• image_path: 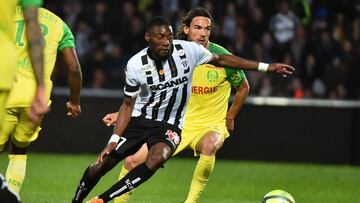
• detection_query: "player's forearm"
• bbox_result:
[23,6,44,86]
[63,48,83,104]
[113,97,135,136]
[227,80,250,120]
[67,62,82,104]
[68,70,82,104]
[212,54,259,71]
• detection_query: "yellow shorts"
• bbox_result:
[0,107,42,151]
[173,124,229,157]
[0,90,10,126]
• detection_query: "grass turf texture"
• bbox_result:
[0,153,359,203]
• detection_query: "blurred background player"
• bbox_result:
[103,7,250,203]
[0,6,82,196]
[1,0,46,202]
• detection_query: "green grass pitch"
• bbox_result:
[1,153,359,203]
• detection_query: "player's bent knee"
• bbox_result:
[124,156,142,170]
[91,156,118,176]
[201,141,222,156]
[146,154,167,170]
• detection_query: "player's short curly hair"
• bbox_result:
[175,7,213,40]
[146,16,171,32]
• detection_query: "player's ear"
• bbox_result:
[145,32,150,42]
[183,25,189,35]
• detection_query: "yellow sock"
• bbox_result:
[6,154,27,194]
[114,165,133,203]
[185,154,215,203]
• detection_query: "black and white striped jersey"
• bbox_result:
[124,40,213,129]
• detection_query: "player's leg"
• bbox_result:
[114,144,148,203]
[0,90,10,134]
[72,152,120,203]
[74,118,148,203]
[0,173,21,203]
[5,107,40,195]
[185,129,225,203]
[94,123,181,202]
[95,142,171,202]
[0,104,15,152]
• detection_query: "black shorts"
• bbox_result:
[112,117,181,160]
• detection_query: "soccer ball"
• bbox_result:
[262,189,295,203]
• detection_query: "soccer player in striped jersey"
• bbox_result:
[0,6,82,196]
[108,7,249,203]
[72,16,293,203]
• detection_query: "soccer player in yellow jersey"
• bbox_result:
[0,0,47,132]
[0,6,82,196]
[104,8,249,203]
[0,0,45,201]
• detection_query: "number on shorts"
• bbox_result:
[116,137,127,150]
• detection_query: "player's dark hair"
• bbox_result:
[175,7,213,40]
[146,16,171,32]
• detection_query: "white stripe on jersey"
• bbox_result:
[125,40,213,128]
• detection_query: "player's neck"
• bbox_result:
[204,41,210,49]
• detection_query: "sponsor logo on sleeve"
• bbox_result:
[165,130,180,146]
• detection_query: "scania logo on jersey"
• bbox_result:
[165,130,180,146]
[149,76,188,91]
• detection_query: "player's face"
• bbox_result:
[146,25,174,60]
[184,16,212,48]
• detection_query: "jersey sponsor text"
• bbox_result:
[192,86,218,94]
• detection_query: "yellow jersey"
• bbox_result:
[183,42,246,128]
[0,0,42,89]
[6,7,75,108]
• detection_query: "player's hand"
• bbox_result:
[102,112,119,126]
[226,117,234,132]
[96,142,117,164]
[28,86,49,124]
[66,101,81,118]
[268,63,295,77]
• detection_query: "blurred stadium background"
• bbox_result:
[1,0,360,202]
[36,0,360,164]
[46,0,359,99]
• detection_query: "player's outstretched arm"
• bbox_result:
[97,96,136,164]
[23,6,48,123]
[210,54,295,77]
[62,47,83,118]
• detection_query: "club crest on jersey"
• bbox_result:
[181,59,189,72]
[207,70,219,82]
[165,130,180,145]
